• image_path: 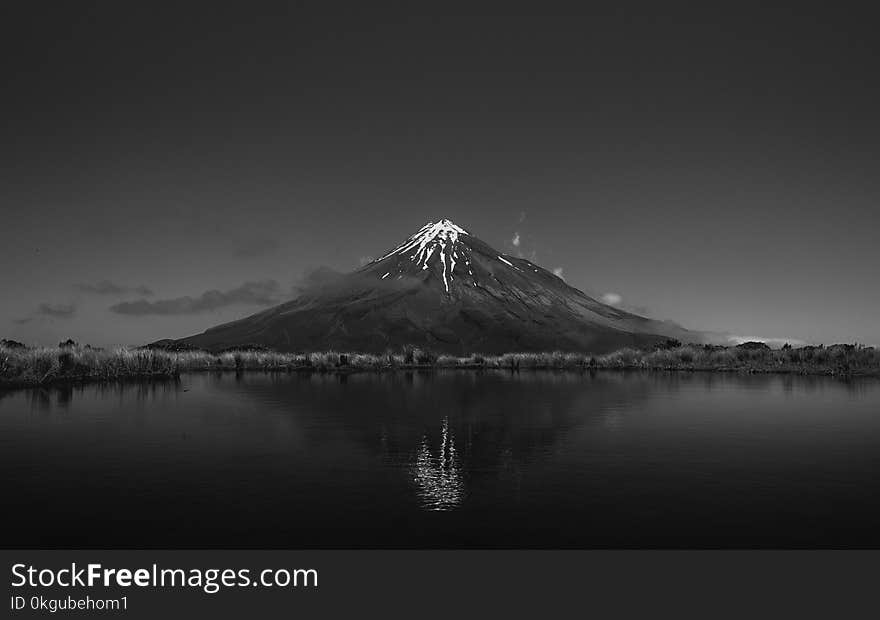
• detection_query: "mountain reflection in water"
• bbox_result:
[2,370,880,548]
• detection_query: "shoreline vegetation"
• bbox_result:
[2,338,879,390]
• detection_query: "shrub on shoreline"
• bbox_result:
[1,341,878,389]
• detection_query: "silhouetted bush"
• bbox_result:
[402,345,415,365]
[413,348,436,365]
[736,341,772,351]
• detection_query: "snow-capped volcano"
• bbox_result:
[170,219,691,354]
[375,219,469,292]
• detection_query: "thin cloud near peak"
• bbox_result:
[600,292,622,306]
[109,280,283,316]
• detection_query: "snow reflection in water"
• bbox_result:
[411,417,465,511]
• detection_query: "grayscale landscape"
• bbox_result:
[2,7,879,549]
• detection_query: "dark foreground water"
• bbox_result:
[2,371,880,548]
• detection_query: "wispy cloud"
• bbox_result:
[552,267,565,280]
[598,292,651,316]
[10,302,76,324]
[75,280,154,296]
[509,211,531,258]
[725,335,807,348]
[233,238,280,259]
[292,266,344,295]
[358,256,374,267]
[37,303,76,318]
[600,292,622,306]
[109,280,283,316]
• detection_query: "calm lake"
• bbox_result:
[2,370,879,548]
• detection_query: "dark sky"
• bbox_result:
[3,5,879,347]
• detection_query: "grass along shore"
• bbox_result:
[1,340,879,390]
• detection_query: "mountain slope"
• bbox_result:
[172,219,690,354]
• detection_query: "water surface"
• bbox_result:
[2,371,879,547]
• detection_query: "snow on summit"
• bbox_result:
[376,219,471,292]
[372,218,535,294]
[378,219,468,265]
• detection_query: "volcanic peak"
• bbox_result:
[375,219,471,292]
